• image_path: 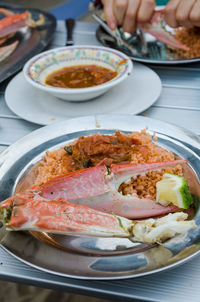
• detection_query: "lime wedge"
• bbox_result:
[156,173,193,209]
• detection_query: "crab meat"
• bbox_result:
[0,198,195,244]
[139,10,190,51]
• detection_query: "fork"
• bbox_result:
[92,14,140,56]
[149,43,162,60]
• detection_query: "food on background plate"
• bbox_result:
[0,8,44,62]
[0,130,197,245]
[138,10,189,52]
[91,2,190,53]
[45,65,118,89]
[173,27,200,59]
[92,2,197,59]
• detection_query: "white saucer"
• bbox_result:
[5,62,161,125]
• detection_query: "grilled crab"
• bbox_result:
[0,159,196,245]
[0,8,44,62]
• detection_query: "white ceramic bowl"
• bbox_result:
[23,46,133,102]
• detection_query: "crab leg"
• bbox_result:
[0,11,29,38]
[138,10,190,51]
[32,159,185,219]
[0,198,195,244]
[0,40,18,62]
[0,10,44,39]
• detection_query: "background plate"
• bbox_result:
[5,62,161,125]
[0,6,56,83]
[0,115,200,280]
[96,26,200,65]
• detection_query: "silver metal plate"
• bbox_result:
[96,26,200,65]
[0,115,200,280]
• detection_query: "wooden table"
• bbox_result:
[0,20,200,302]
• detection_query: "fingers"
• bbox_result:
[122,0,141,33]
[165,0,182,28]
[189,0,200,27]
[137,0,156,24]
[103,0,200,33]
[102,0,155,33]
[165,0,200,28]
[123,0,156,33]
[101,0,116,30]
[174,0,195,27]
[102,0,129,30]
[113,0,128,26]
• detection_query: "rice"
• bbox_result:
[173,27,200,59]
[34,130,183,199]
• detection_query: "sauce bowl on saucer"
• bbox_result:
[23,46,133,102]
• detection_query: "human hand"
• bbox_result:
[101,0,156,33]
[165,0,200,28]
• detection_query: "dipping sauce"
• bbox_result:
[45,65,118,88]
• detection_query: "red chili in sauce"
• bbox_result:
[45,65,117,88]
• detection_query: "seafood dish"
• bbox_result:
[0,129,197,246]
[92,2,190,52]
[136,9,200,59]
[93,3,200,62]
[135,9,189,52]
[0,7,44,63]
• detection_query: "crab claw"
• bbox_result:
[0,198,195,244]
[138,10,190,51]
[33,159,185,219]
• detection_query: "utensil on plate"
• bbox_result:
[65,18,75,46]
[92,13,148,56]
